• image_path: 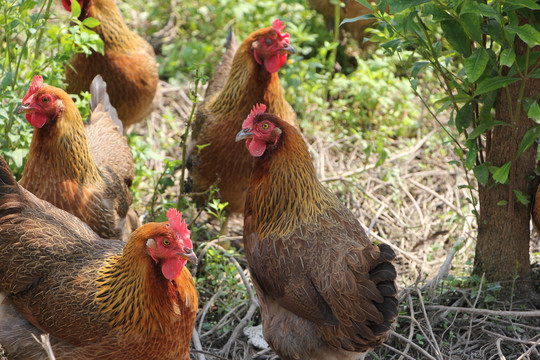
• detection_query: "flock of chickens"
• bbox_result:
[0,0,399,359]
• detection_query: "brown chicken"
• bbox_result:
[62,0,159,127]
[307,0,378,49]
[236,104,398,360]
[188,19,298,216]
[17,75,139,241]
[0,155,198,360]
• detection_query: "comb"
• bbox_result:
[242,103,267,129]
[166,208,192,246]
[23,76,44,104]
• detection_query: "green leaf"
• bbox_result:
[82,17,100,28]
[423,4,452,21]
[465,48,489,82]
[8,149,27,169]
[0,71,13,90]
[513,190,530,206]
[388,0,430,14]
[516,126,540,157]
[528,102,540,122]
[500,48,515,67]
[0,108,8,120]
[504,0,540,9]
[456,102,473,132]
[473,163,489,186]
[353,0,376,10]
[506,24,540,48]
[465,144,477,170]
[497,200,508,206]
[492,161,511,184]
[467,120,509,140]
[460,13,482,43]
[475,76,520,95]
[410,61,429,78]
[441,20,470,56]
[71,0,81,18]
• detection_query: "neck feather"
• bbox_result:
[94,237,194,335]
[247,125,337,238]
[23,106,100,185]
[88,0,139,51]
[208,41,287,118]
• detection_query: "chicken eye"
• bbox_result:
[265,38,273,46]
[42,96,50,103]
[163,239,171,246]
[261,122,269,130]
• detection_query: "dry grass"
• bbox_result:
[2,37,539,360]
[124,79,540,360]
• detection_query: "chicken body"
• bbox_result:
[237,108,398,359]
[188,20,298,215]
[307,0,377,49]
[0,156,197,360]
[18,75,138,241]
[63,0,158,127]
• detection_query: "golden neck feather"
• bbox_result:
[208,39,287,117]
[88,0,140,51]
[94,236,189,335]
[247,124,338,239]
[24,100,100,185]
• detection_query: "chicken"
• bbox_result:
[62,0,159,127]
[16,75,139,241]
[307,0,378,49]
[188,19,298,217]
[0,154,198,360]
[236,104,398,360]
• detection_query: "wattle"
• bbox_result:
[27,113,48,128]
[264,53,287,74]
[161,257,186,280]
[247,138,267,157]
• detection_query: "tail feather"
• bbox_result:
[369,243,398,335]
[204,28,238,99]
[0,155,16,188]
[88,75,122,132]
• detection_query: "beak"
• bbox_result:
[281,44,295,55]
[179,250,198,265]
[16,103,34,115]
[236,128,254,142]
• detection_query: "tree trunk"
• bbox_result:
[474,35,540,289]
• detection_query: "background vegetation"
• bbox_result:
[1,0,538,359]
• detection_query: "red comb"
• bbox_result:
[272,19,290,44]
[23,76,43,104]
[242,103,267,129]
[166,208,192,247]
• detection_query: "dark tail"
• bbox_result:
[88,75,122,132]
[369,243,399,334]
[0,155,16,188]
[204,28,238,99]
[0,155,24,223]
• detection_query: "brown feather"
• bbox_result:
[64,0,158,127]
[19,77,138,240]
[0,156,197,359]
[187,24,298,215]
[242,114,398,360]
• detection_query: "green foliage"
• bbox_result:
[361,0,540,218]
[0,0,102,177]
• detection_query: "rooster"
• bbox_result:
[0,154,198,360]
[236,104,399,360]
[188,19,298,219]
[16,75,139,241]
[62,0,159,127]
